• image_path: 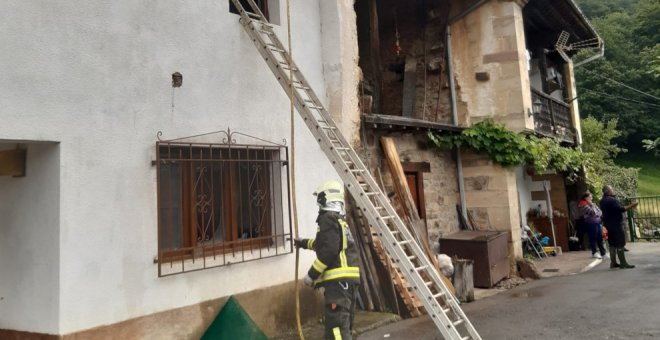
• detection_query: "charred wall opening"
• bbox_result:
[355,0,453,124]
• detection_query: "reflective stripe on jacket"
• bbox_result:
[299,210,360,286]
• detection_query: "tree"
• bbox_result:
[642,137,660,156]
[580,117,639,199]
[575,0,660,150]
[577,0,640,19]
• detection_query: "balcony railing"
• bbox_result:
[531,88,576,144]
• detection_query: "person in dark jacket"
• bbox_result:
[600,185,638,269]
[294,181,361,340]
[578,192,606,259]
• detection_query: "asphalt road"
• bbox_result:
[359,243,660,340]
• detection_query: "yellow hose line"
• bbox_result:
[286,0,304,339]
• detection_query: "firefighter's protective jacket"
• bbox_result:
[299,210,360,286]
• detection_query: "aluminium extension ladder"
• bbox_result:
[229,1,481,339]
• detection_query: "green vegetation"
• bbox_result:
[427,120,586,181]
[428,118,641,199]
[616,153,660,196]
[575,0,660,150]
[580,117,639,199]
[642,137,660,156]
[578,0,640,18]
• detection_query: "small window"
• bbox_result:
[229,0,269,21]
[156,136,292,276]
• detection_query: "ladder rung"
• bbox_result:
[433,292,446,299]
[415,265,428,272]
[267,46,286,53]
[293,84,310,90]
[380,215,394,220]
[453,319,465,327]
[407,255,416,260]
[365,192,379,196]
[278,62,298,71]
[258,29,274,35]
[398,240,412,245]
[425,281,433,287]
[350,169,365,173]
[264,44,285,52]
[442,307,451,313]
[246,12,262,19]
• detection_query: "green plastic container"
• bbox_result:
[200,296,268,340]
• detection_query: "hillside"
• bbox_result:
[616,153,660,196]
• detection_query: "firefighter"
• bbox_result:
[294,180,361,340]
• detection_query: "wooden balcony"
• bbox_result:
[531,88,576,144]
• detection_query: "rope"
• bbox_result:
[286,1,305,339]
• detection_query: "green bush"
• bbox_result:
[602,164,639,199]
[428,120,585,180]
[428,119,639,195]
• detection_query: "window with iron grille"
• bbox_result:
[156,131,292,276]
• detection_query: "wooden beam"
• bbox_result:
[368,0,383,113]
[362,113,463,133]
[402,56,417,118]
[380,137,456,294]
[0,149,27,177]
[381,138,421,222]
[402,161,431,173]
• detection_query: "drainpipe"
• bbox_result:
[445,25,468,222]
[445,0,488,224]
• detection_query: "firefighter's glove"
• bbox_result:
[293,238,305,249]
[303,274,314,287]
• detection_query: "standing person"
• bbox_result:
[600,185,638,269]
[578,192,607,259]
[294,180,361,340]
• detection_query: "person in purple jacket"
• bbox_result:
[578,192,606,259]
[600,185,638,269]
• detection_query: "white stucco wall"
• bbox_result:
[0,142,60,334]
[0,0,337,334]
[319,0,361,146]
[515,166,532,227]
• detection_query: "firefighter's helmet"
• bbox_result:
[313,181,345,206]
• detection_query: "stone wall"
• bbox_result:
[461,151,522,268]
[355,0,452,123]
[449,0,533,132]
[362,130,460,245]
[445,0,535,271]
